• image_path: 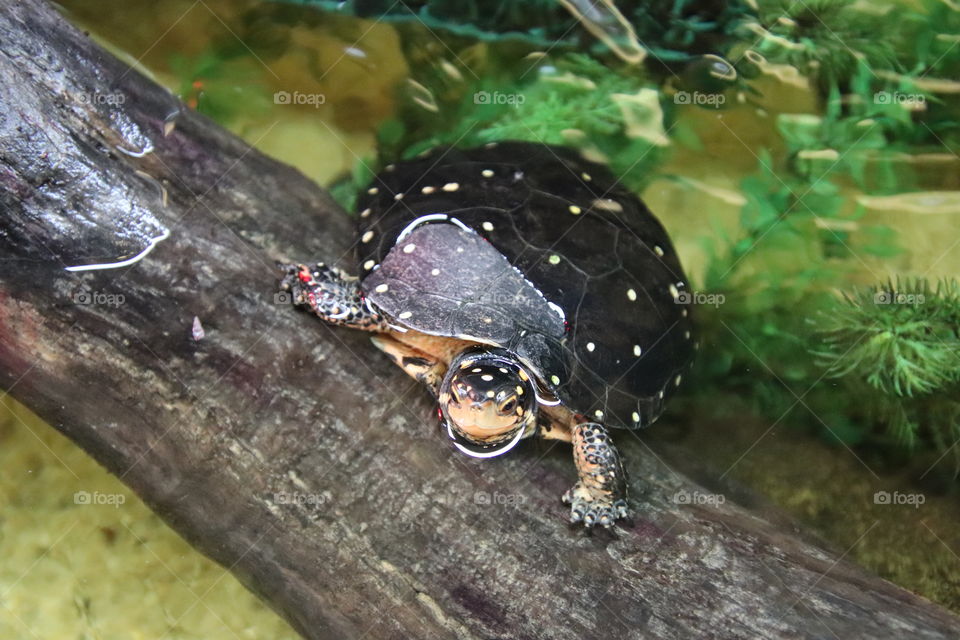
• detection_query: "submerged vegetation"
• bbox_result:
[814,279,960,457]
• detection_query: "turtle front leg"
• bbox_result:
[563,422,628,528]
[280,263,389,331]
[369,335,446,395]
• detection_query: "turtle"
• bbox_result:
[279,141,695,527]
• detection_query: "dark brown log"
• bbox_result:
[1,1,957,638]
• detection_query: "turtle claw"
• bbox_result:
[563,483,628,529]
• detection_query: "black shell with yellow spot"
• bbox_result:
[354,142,695,429]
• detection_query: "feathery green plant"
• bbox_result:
[812,279,960,456]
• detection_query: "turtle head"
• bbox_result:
[439,348,537,458]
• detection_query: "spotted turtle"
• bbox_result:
[280,141,695,527]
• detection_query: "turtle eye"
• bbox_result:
[498,395,518,415]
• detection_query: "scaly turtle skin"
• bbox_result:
[280,142,695,527]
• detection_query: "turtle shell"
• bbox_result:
[354,142,695,429]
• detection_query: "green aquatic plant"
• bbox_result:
[353,53,670,196]
[812,279,960,456]
[776,63,928,193]
[688,133,905,434]
[815,279,960,398]
[745,0,960,152]
[629,0,756,62]
[278,0,758,64]
[747,0,900,90]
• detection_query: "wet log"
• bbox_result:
[1,1,958,638]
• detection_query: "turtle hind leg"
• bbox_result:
[280,263,388,331]
[370,335,446,395]
[562,422,628,528]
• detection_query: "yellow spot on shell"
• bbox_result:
[548,255,560,265]
[422,186,436,194]
[375,283,389,293]
[431,268,440,276]
[592,199,623,213]
[367,187,379,195]
[394,193,404,201]
[442,182,459,192]
[581,172,592,181]
[363,260,375,270]
[361,230,374,243]
[482,221,494,231]
[403,243,416,253]
[516,386,523,394]
[398,311,412,319]
[550,375,560,385]
[482,169,494,178]
[586,342,595,352]
[627,288,637,301]
[654,245,665,257]
[632,411,640,423]
[568,205,582,215]
[518,370,529,381]
[669,284,680,300]
[633,345,642,356]
[360,208,372,218]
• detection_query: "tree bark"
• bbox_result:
[0,1,957,638]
